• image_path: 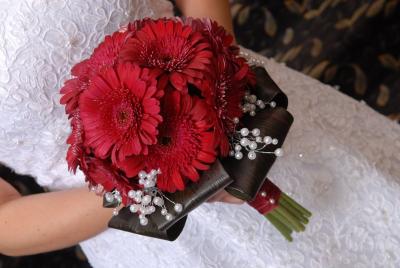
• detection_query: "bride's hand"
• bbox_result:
[207,190,244,204]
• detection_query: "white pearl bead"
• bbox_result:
[165,213,173,221]
[250,111,256,116]
[134,196,142,203]
[153,196,164,206]
[161,208,168,216]
[248,95,257,103]
[234,144,242,151]
[252,128,260,136]
[129,204,139,213]
[139,206,147,213]
[136,190,143,197]
[174,203,183,213]
[140,217,148,226]
[240,138,249,146]
[150,169,158,177]
[233,117,239,124]
[263,136,272,144]
[105,192,114,203]
[274,148,284,157]
[240,128,249,136]
[270,101,276,108]
[148,206,156,213]
[269,198,275,204]
[256,99,264,106]
[249,141,257,150]
[112,209,119,216]
[115,195,122,203]
[138,171,147,179]
[144,180,155,188]
[248,151,257,160]
[235,151,243,160]
[142,195,152,205]
[260,191,267,197]
[128,190,136,199]
[272,138,279,145]
[139,213,146,219]
[258,102,266,109]
[229,150,235,156]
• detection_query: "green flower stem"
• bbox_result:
[265,213,293,242]
[275,206,305,232]
[280,197,309,224]
[281,193,312,217]
[264,193,312,241]
[269,208,297,231]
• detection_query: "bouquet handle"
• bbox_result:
[108,160,233,240]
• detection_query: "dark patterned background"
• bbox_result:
[1,1,399,267]
[232,0,400,122]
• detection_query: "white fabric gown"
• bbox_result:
[1,1,399,267]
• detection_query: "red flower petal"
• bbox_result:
[120,19,212,92]
[80,62,163,163]
[118,91,217,192]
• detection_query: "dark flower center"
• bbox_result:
[112,94,143,131]
[145,37,193,72]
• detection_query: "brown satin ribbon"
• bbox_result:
[108,160,232,241]
[106,66,293,240]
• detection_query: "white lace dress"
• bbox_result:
[1,1,399,267]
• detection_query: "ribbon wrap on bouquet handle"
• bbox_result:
[222,67,294,201]
[107,160,233,241]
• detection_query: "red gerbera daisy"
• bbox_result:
[61,28,135,116]
[185,18,239,59]
[204,55,252,156]
[66,109,85,173]
[79,62,163,164]
[118,91,217,192]
[120,19,213,92]
[81,156,138,204]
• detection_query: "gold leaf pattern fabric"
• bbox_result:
[232,0,400,122]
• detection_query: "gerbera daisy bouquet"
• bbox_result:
[60,17,311,241]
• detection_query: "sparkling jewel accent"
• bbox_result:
[104,169,184,226]
[229,126,283,160]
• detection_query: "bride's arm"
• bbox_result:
[175,0,234,35]
[0,178,113,256]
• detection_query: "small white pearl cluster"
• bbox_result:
[131,169,183,226]
[104,190,123,216]
[260,191,276,204]
[242,91,276,117]
[229,127,283,160]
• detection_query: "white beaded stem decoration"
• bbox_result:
[104,168,183,226]
[229,126,283,161]
[241,91,277,116]
[226,92,284,160]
